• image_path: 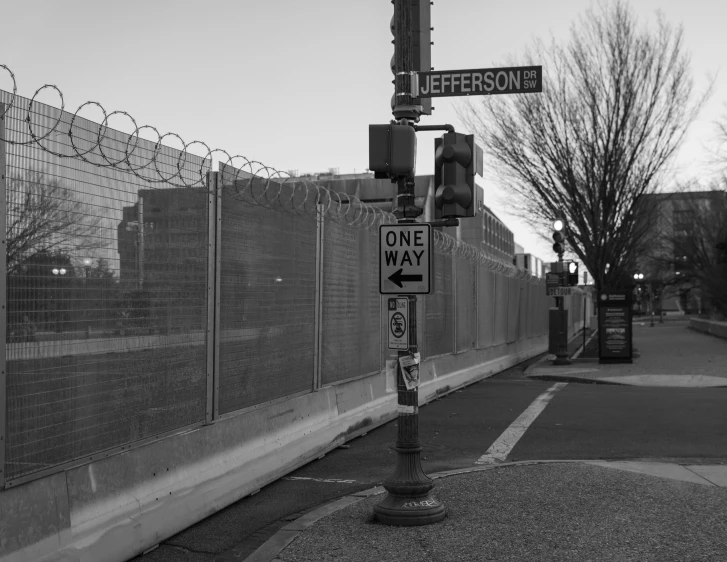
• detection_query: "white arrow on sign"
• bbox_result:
[379,224,431,295]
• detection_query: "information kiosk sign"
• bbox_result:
[598,291,633,363]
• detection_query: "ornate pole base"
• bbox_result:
[373,445,446,526]
[553,352,571,366]
[373,491,446,526]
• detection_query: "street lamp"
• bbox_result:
[51,266,67,333]
[634,272,654,327]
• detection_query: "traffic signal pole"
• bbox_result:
[550,219,571,366]
[553,254,571,365]
[373,0,446,527]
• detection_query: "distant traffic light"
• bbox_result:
[434,132,476,219]
[369,124,417,179]
[567,262,579,286]
[552,217,566,256]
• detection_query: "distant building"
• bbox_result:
[514,253,545,278]
[635,190,727,314]
[117,188,208,331]
[118,188,208,287]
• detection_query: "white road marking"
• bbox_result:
[284,477,356,484]
[476,382,567,465]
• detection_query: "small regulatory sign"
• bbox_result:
[547,286,573,297]
[379,223,431,294]
[388,297,409,350]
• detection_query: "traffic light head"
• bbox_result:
[567,262,579,286]
[369,124,417,179]
[552,216,567,255]
[434,132,476,219]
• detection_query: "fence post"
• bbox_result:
[0,103,7,487]
[313,203,324,390]
[205,171,220,423]
[474,262,479,349]
[451,244,458,354]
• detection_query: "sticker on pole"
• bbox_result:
[379,224,431,294]
[399,353,421,390]
[388,297,409,350]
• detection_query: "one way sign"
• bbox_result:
[379,224,432,294]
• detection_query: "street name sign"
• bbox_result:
[388,297,409,350]
[379,223,432,294]
[415,65,542,98]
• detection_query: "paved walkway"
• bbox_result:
[239,322,727,561]
[526,321,727,387]
[247,461,727,562]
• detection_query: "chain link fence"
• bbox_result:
[1,92,209,482]
[1,73,548,485]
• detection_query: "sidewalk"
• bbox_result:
[248,461,727,562]
[525,321,727,387]
[238,323,727,561]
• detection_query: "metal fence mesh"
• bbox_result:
[477,268,495,347]
[506,276,520,343]
[424,248,453,358]
[455,258,476,352]
[1,80,551,485]
[2,93,208,481]
[493,273,508,346]
[216,165,316,414]
[320,218,380,385]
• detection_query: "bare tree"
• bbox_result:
[716,110,727,168]
[458,1,709,292]
[6,169,103,274]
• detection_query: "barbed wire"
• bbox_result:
[0,64,541,284]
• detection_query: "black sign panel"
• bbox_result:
[598,292,633,363]
[416,65,542,98]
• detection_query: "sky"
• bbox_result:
[2,0,725,262]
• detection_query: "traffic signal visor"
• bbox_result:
[369,124,417,179]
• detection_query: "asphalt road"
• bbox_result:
[130,352,727,562]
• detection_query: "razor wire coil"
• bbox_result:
[0,64,542,284]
